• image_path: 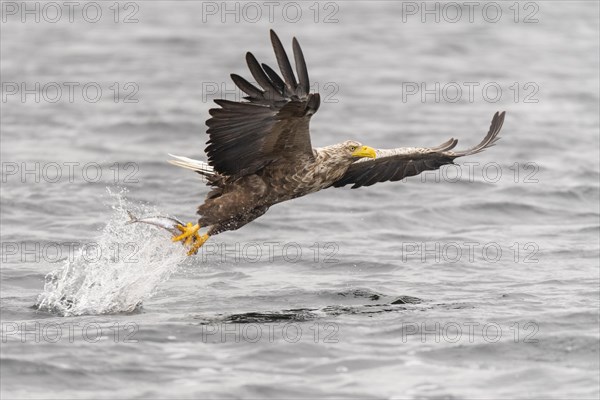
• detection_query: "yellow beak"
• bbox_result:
[352,145,377,159]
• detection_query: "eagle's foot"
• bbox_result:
[172,222,200,246]
[186,233,210,256]
[172,223,210,256]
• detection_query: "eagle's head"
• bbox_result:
[340,140,377,160]
[316,140,377,172]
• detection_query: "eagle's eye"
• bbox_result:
[349,146,357,151]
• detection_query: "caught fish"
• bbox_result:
[126,211,186,236]
[127,211,204,252]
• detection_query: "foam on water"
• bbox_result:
[35,189,188,316]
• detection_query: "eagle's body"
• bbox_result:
[192,142,368,235]
[169,31,506,254]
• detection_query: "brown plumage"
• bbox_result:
[169,30,506,247]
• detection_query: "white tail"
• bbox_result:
[168,154,215,175]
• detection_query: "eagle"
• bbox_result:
[168,30,506,255]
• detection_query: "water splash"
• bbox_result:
[36,189,188,316]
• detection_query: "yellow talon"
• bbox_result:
[171,222,209,256]
[172,222,199,243]
[187,233,210,256]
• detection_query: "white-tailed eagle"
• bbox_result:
[168,30,506,255]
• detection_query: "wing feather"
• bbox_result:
[270,30,298,93]
[292,37,310,95]
[245,52,285,101]
[333,112,506,189]
[230,74,264,99]
[206,30,320,177]
[261,63,287,95]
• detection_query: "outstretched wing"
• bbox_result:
[333,112,506,189]
[205,30,320,178]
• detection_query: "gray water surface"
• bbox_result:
[1,1,599,399]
